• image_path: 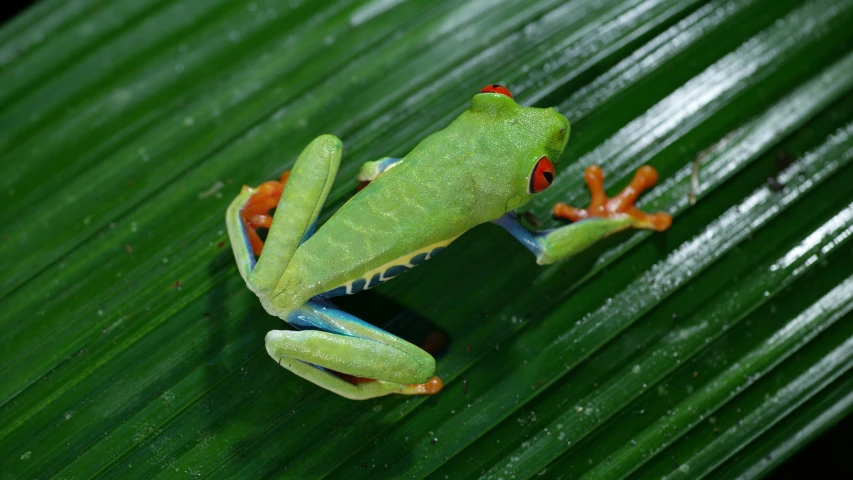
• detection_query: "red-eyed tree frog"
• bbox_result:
[225,85,671,400]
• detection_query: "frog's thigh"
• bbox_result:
[226,135,342,296]
[266,301,441,399]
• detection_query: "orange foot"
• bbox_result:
[407,376,443,395]
[240,171,290,256]
[553,165,672,231]
[334,372,444,395]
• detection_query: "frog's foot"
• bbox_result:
[239,171,291,256]
[335,372,444,395]
[553,165,672,232]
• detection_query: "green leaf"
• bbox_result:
[2,0,852,478]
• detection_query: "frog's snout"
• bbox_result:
[547,107,571,153]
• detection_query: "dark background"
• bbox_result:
[2,0,29,24]
[1,1,848,478]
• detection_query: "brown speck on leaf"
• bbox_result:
[693,371,699,377]
[767,176,784,193]
[776,151,794,171]
[125,244,133,254]
[217,241,226,249]
[768,151,795,192]
[465,344,472,352]
[689,133,736,206]
[713,427,720,434]
[690,156,701,205]
[127,179,135,186]
[170,280,182,290]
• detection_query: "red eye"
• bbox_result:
[530,156,555,193]
[479,84,513,99]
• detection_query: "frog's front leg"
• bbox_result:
[356,156,401,190]
[226,134,341,297]
[265,299,442,400]
[497,165,672,264]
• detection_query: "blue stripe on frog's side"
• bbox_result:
[320,243,451,298]
[322,286,349,298]
[376,157,401,172]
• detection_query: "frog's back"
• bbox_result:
[274,132,509,303]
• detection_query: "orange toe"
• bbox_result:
[240,171,290,255]
[410,376,443,395]
[552,203,589,222]
[553,164,671,231]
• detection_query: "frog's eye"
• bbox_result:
[529,156,555,193]
[479,84,513,99]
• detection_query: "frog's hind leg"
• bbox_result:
[265,300,442,400]
[226,135,342,297]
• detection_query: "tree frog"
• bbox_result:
[226,85,671,400]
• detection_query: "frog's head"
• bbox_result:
[467,84,571,212]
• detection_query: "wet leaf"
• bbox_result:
[2,0,852,478]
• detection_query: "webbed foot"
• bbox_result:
[553,165,672,231]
